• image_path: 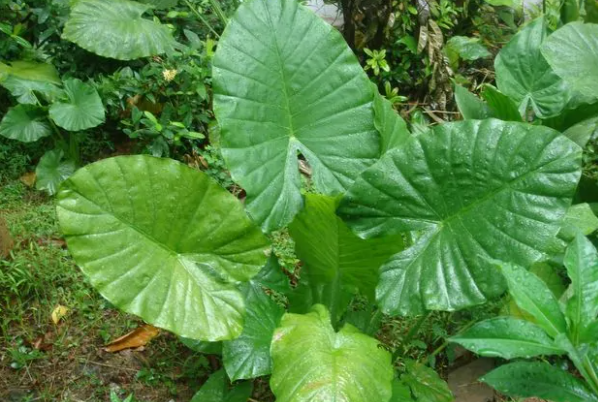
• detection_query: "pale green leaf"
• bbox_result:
[445,36,491,61]
[49,78,105,131]
[560,203,598,240]
[212,0,380,231]
[270,304,394,402]
[56,155,270,340]
[0,60,61,84]
[63,0,177,60]
[0,104,51,142]
[563,116,598,148]
[338,119,581,315]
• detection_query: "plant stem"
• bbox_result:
[183,0,221,38]
[582,356,598,397]
[208,0,228,26]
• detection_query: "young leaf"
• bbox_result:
[373,87,410,153]
[36,149,76,195]
[0,104,51,143]
[481,84,522,122]
[495,18,569,118]
[212,0,380,231]
[289,194,404,300]
[541,22,598,100]
[190,370,253,402]
[222,283,284,381]
[453,84,491,120]
[560,203,598,241]
[450,317,564,359]
[400,359,453,402]
[564,234,598,344]
[56,156,270,341]
[63,0,177,60]
[49,78,105,131]
[338,119,581,315]
[500,261,568,337]
[481,361,596,402]
[270,305,394,402]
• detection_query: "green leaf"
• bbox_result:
[289,194,404,300]
[251,254,291,294]
[541,22,598,100]
[450,317,564,359]
[286,279,354,323]
[445,36,491,61]
[500,261,568,337]
[454,84,491,120]
[138,0,178,8]
[270,304,394,402]
[338,119,581,315]
[56,155,270,341]
[0,60,61,84]
[389,380,414,402]
[212,0,380,232]
[0,104,51,142]
[564,234,598,344]
[400,359,453,402]
[222,283,284,381]
[495,18,569,118]
[36,149,77,196]
[49,78,105,131]
[180,337,222,354]
[1,75,62,105]
[374,87,410,153]
[343,304,383,337]
[560,203,598,240]
[63,0,177,60]
[482,362,596,402]
[563,117,598,147]
[190,370,253,402]
[481,84,523,122]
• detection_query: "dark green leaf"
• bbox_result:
[49,78,105,131]
[251,254,291,294]
[179,337,222,355]
[401,359,453,402]
[481,84,522,121]
[454,84,491,120]
[190,370,253,402]
[338,119,581,315]
[0,104,51,143]
[389,379,414,402]
[563,116,598,148]
[374,87,410,153]
[36,149,76,196]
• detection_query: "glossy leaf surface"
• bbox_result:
[482,362,596,402]
[190,370,253,402]
[450,317,563,359]
[0,104,51,142]
[56,156,270,340]
[63,0,176,60]
[560,203,598,240]
[338,119,581,315]
[495,18,569,118]
[270,305,393,402]
[49,78,105,131]
[481,84,522,122]
[542,22,598,99]
[212,0,379,231]
[400,359,453,402]
[501,261,568,337]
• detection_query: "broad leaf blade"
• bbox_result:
[454,84,491,120]
[373,88,410,153]
[0,104,52,142]
[212,0,380,231]
[289,194,404,299]
[56,155,270,341]
[481,84,522,122]
[338,119,581,315]
[563,117,598,148]
[63,0,177,60]
[49,78,105,131]
[0,60,61,84]
[560,203,598,240]
[190,370,253,402]
[450,317,564,359]
[541,22,598,100]
[564,234,598,343]
[270,305,393,402]
[222,283,284,381]
[36,149,76,195]
[482,362,596,402]
[401,359,453,402]
[500,261,568,337]
[495,18,569,118]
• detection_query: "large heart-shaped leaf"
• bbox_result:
[495,18,569,118]
[36,149,77,195]
[338,119,581,315]
[450,317,564,359]
[63,0,177,60]
[56,156,270,340]
[212,0,380,231]
[289,194,404,300]
[222,282,284,381]
[0,104,51,142]
[49,78,105,131]
[541,22,598,100]
[0,61,62,105]
[481,84,523,122]
[270,304,393,402]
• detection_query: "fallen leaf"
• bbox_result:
[0,217,14,259]
[104,325,160,353]
[19,171,36,187]
[51,305,69,324]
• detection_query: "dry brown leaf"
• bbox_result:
[104,325,160,353]
[19,171,36,187]
[51,305,69,324]
[0,217,14,259]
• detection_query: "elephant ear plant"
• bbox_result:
[55,0,583,400]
